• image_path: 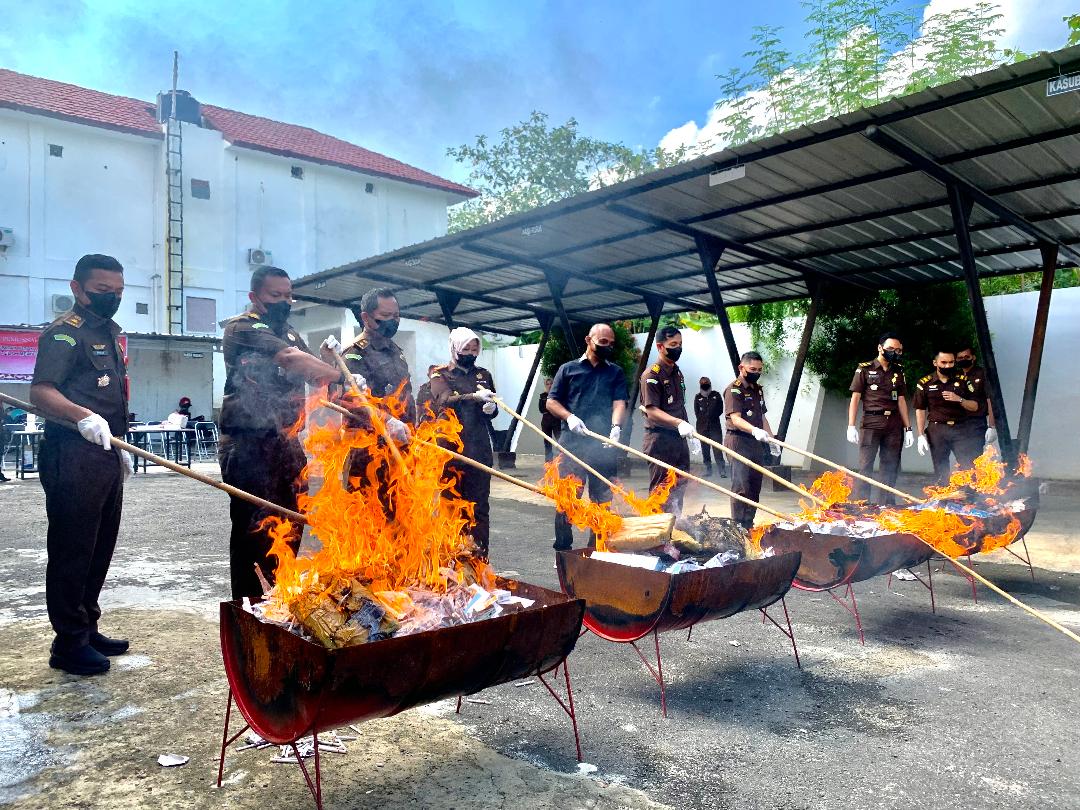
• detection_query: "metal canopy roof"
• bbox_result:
[293,45,1080,336]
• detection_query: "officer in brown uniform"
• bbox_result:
[694,376,726,477]
[913,350,983,482]
[30,254,134,675]
[955,345,998,447]
[722,351,780,529]
[415,365,438,419]
[640,326,700,515]
[847,332,914,504]
[427,327,498,558]
[336,289,414,491]
[219,266,341,599]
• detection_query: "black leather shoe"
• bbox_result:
[49,644,110,676]
[89,632,129,656]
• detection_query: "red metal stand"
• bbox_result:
[217,689,325,810]
[887,560,936,614]
[628,630,667,717]
[760,597,802,669]
[454,657,584,762]
[1003,537,1036,581]
[827,583,865,645]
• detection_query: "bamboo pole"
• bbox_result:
[0,392,307,524]
[318,398,543,495]
[577,426,795,522]
[770,436,923,504]
[494,395,619,492]
[635,405,826,508]
[329,351,408,469]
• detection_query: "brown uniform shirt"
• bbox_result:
[220,311,312,434]
[723,377,767,434]
[965,364,990,421]
[912,372,977,424]
[694,389,724,434]
[640,361,687,428]
[849,358,908,430]
[428,364,497,459]
[342,334,416,424]
[32,303,128,438]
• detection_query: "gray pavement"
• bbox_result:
[1,456,1078,809]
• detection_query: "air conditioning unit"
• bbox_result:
[0,227,13,250]
[51,293,75,314]
[248,248,272,267]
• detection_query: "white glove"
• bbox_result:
[385,417,409,445]
[904,429,914,449]
[677,420,695,438]
[608,424,622,444]
[481,401,497,415]
[321,335,343,355]
[846,425,860,445]
[751,427,769,442]
[119,449,134,481]
[77,413,112,449]
[566,414,586,434]
[687,436,702,458]
[985,427,998,445]
[474,386,496,403]
[767,439,782,458]
[917,435,930,456]
[344,372,370,394]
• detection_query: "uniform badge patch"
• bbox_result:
[97,374,110,387]
[870,384,878,390]
[53,334,76,347]
[746,410,753,416]
[344,353,362,361]
[251,323,269,330]
[92,343,106,350]
[288,333,297,341]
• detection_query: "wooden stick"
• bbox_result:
[0,392,307,524]
[319,398,543,496]
[495,395,619,492]
[635,405,826,507]
[770,436,923,504]
[577,426,794,522]
[329,351,408,469]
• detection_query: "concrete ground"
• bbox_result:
[1,455,1078,809]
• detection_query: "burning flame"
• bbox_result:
[539,458,624,550]
[799,470,853,513]
[876,508,978,559]
[1017,453,1033,478]
[922,446,1009,499]
[264,391,490,613]
[619,469,678,516]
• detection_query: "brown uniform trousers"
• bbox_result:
[642,428,690,515]
[726,431,765,528]
[853,420,904,504]
[927,420,984,484]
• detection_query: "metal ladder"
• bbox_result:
[165,59,184,335]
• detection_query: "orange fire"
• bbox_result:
[1017,453,1033,478]
[619,469,678,516]
[922,446,1010,499]
[799,470,853,514]
[264,391,489,614]
[876,507,979,559]
[539,458,625,550]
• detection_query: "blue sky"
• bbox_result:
[0,0,1074,184]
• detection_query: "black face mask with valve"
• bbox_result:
[84,290,121,320]
[262,301,291,329]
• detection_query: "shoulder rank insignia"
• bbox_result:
[858,361,870,367]
[53,333,76,347]
[288,333,297,341]
[62,313,84,328]
[650,364,660,373]
[251,322,270,330]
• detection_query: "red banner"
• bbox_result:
[0,329,129,382]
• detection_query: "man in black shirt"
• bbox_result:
[30,254,134,675]
[219,266,341,599]
[545,323,629,551]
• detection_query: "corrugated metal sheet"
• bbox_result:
[294,45,1080,335]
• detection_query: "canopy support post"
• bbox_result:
[544,269,579,356]
[434,290,461,329]
[776,283,821,442]
[696,235,740,375]
[503,313,553,454]
[1017,244,1058,455]
[625,296,665,431]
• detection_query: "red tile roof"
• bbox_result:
[0,68,476,198]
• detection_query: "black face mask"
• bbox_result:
[882,349,900,363]
[743,371,761,384]
[956,358,973,369]
[701,384,711,391]
[374,317,399,339]
[262,300,291,326]
[456,353,477,369]
[593,344,615,361]
[85,290,121,319]
[664,347,683,363]
[940,366,957,378]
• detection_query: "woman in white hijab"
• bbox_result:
[427,327,499,558]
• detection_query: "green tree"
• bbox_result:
[446,112,689,232]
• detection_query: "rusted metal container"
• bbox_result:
[219,579,585,746]
[555,549,801,643]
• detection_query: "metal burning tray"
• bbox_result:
[555,548,801,643]
[219,579,585,746]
